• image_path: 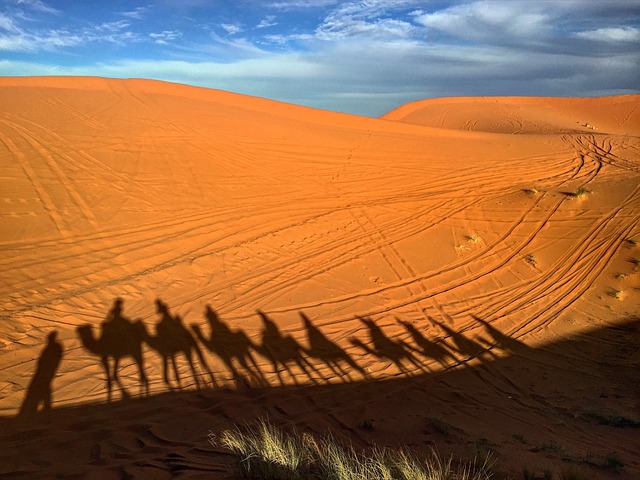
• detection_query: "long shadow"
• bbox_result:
[3,318,639,479]
[76,298,149,402]
[192,306,266,388]
[472,315,531,355]
[350,316,426,375]
[139,299,215,390]
[397,318,457,370]
[430,316,497,364]
[299,312,369,382]
[18,330,64,417]
[254,310,321,385]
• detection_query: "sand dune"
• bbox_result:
[1,77,638,479]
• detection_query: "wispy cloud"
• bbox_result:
[221,22,243,35]
[16,0,58,15]
[269,1,338,9]
[256,15,277,29]
[119,6,149,20]
[0,13,22,33]
[575,27,640,43]
[150,30,181,45]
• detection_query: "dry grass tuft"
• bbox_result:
[212,418,494,480]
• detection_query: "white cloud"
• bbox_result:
[16,0,58,15]
[269,1,338,8]
[119,6,149,20]
[575,27,640,43]
[256,15,277,29]
[94,20,131,33]
[150,30,182,45]
[414,1,551,44]
[0,14,21,33]
[221,23,243,35]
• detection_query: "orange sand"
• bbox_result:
[0,77,638,479]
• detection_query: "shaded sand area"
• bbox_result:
[1,77,639,478]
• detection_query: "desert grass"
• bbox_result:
[524,254,538,267]
[212,418,493,480]
[608,289,624,300]
[572,187,588,198]
[466,234,482,244]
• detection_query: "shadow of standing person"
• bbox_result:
[18,330,63,417]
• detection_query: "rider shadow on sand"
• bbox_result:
[429,316,498,364]
[350,316,427,376]
[254,310,322,386]
[192,306,266,388]
[77,299,149,402]
[397,318,457,371]
[299,312,369,382]
[18,330,64,417]
[138,299,216,391]
[472,315,531,355]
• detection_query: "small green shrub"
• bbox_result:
[573,187,588,198]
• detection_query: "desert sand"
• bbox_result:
[0,77,638,479]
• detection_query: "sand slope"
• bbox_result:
[1,77,639,479]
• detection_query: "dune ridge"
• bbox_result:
[1,78,638,478]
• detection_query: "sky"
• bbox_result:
[0,0,639,116]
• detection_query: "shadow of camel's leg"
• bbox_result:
[101,356,112,402]
[171,355,181,388]
[184,351,201,389]
[138,357,149,396]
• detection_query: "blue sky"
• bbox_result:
[1,0,639,116]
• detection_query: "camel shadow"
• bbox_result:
[18,330,64,417]
[139,299,215,390]
[397,318,457,370]
[192,306,266,388]
[472,315,531,355]
[299,312,368,382]
[430,317,496,363]
[76,299,149,402]
[255,310,321,386]
[350,316,426,375]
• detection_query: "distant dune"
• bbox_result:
[1,77,638,479]
[383,95,640,135]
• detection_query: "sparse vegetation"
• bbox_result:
[614,273,627,280]
[466,234,482,243]
[361,418,374,431]
[531,440,563,454]
[584,451,625,472]
[631,257,640,267]
[525,253,538,267]
[513,433,526,444]
[593,413,640,428]
[626,238,638,246]
[558,466,592,480]
[608,289,624,300]
[429,416,451,437]
[524,187,540,195]
[212,418,494,480]
[523,467,553,480]
[572,187,588,198]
